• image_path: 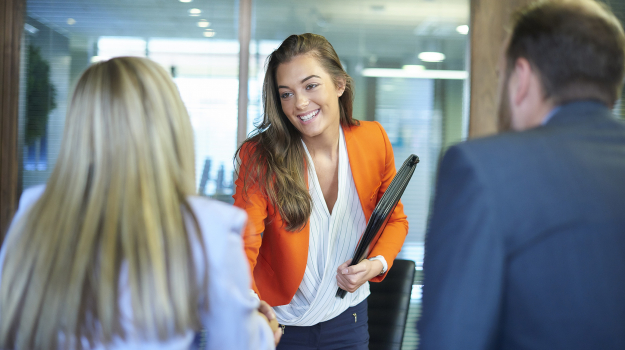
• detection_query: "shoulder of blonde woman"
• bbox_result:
[185,196,276,349]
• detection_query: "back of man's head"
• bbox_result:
[507,0,625,107]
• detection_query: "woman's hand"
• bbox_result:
[258,300,282,346]
[336,258,384,293]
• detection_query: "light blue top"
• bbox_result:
[0,185,274,350]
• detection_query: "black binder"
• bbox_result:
[336,154,419,299]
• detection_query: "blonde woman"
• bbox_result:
[0,57,278,349]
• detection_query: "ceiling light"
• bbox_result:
[179,0,192,2]
[198,19,210,28]
[362,68,467,80]
[418,52,446,62]
[456,25,469,35]
[67,18,76,25]
[189,8,201,16]
[402,65,425,71]
[203,30,215,38]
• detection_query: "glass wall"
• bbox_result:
[19,0,469,348]
[249,2,469,347]
[21,0,241,199]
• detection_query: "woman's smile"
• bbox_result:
[297,109,320,123]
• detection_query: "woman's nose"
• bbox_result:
[296,95,309,110]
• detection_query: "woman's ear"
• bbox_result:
[336,78,346,97]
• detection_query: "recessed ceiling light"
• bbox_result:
[198,19,210,28]
[456,25,469,35]
[179,0,192,2]
[203,30,215,38]
[189,8,201,16]
[67,18,76,25]
[418,52,446,63]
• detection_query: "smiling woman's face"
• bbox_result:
[276,54,345,142]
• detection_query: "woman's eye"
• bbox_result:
[280,92,292,99]
[306,83,318,90]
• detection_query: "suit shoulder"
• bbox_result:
[238,138,261,160]
[19,185,46,209]
[350,120,383,133]
[345,120,389,144]
[451,129,548,161]
[187,196,248,237]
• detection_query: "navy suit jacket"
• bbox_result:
[418,100,625,349]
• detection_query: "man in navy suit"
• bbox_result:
[418,1,625,349]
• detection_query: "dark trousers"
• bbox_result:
[276,299,369,350]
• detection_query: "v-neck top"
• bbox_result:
[273,127,369,326]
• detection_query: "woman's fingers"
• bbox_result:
[273,326,282,346]
[258,300,276,321]
[336,259,376,292]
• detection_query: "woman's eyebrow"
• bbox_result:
[278,75,321,89]
[301,75,320,83]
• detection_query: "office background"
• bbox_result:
[1,0,624,348]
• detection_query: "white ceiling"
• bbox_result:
[26,0,470,69]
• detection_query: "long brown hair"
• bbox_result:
[0,57,206,349]
[236,33,359,231]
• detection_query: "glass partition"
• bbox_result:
[249,1,469,347]
[19,0,469,348]
[21,0,240,200]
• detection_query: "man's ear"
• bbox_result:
[510,57,533,106]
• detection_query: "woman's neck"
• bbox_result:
[301,124,341,160]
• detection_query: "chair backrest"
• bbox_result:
[368,259,416,350]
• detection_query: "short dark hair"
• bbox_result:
[506,0,625,106]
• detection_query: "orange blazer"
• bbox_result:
[233,121,409,306]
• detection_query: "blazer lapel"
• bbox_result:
[343,124,376,223]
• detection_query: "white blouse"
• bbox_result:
[273,127,375,326]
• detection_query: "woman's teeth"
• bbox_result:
[299,109,319,121]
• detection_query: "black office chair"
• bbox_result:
[368,259,416,350]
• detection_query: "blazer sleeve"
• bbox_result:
[367,121,410,282]
[232,143,267,298]
[198,203,274,350]
[417,145,504,350]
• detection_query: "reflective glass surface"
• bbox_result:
[18,1,470,348]
[21,0,240,199]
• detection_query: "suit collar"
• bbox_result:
[545,100,613,126]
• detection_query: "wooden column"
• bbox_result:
[0,0,24,242]
[468,0,534,138]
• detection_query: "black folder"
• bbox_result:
[336,154,419,299]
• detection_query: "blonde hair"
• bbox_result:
[0,57,205,349]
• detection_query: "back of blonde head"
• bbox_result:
[0,57,204,349]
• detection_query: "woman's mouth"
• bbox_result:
[298,109,320,122]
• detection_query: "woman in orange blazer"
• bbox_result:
[233,33,408,349]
